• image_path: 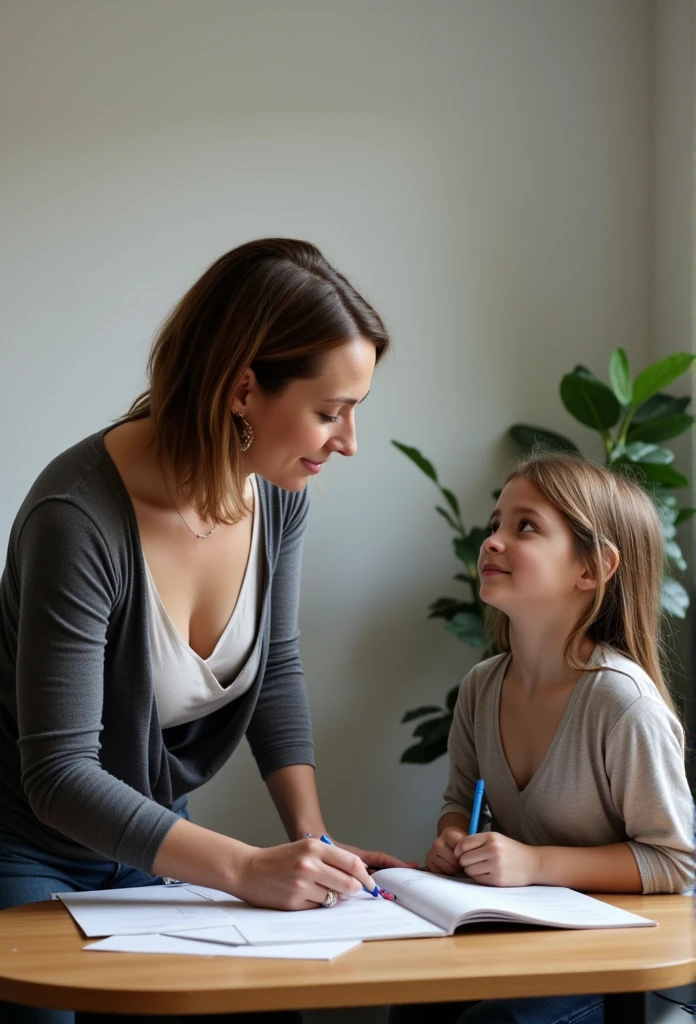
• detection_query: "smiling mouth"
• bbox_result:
[300,458,325,474]
[480,565,510,577]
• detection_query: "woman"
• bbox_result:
[0,238,404,1023]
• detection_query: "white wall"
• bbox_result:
[1,0,656,862]
[5,1,691,1020]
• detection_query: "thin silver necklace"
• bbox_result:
[160,467,217,540]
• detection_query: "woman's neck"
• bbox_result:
[506,616,596,690]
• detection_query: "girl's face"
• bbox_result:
[478,476,593,615]
[236,337,377,491]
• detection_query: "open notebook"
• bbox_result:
[164,869,655,947]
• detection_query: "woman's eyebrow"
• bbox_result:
[322,391,370,406]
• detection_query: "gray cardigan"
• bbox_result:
[0,430,314,874]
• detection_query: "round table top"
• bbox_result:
[0,893,693,1015]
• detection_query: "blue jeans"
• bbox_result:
[387,996,603,1023]
[0,812,302,1024]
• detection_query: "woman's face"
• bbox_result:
[237,337,377,491]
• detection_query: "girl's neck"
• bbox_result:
[507,617,596,690]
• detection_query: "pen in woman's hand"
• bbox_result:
[305,833,395,900]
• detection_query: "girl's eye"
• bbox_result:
[319,414,340,424]
[487,522,499,535]
[519,519,535,532]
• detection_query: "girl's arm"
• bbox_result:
[454,833,643,890]
[536,841,642,891]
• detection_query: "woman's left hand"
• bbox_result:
[453,832,540,887]
[334,841,417,871]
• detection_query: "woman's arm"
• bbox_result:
[265,764,326,840]
[151,816,379,909]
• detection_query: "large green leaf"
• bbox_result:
[654,499,678,540]
[675,507,696,526]
[627,414,695,444]
[632,353,696,410]
[428,598,478,621]
[508,424,579,453]
[445,611,486,647]
[560,371,621,431]
[630,393,690,425]
[391,441,438,482]
[665,540,687,572]
[436,506,460,531]
[618,443,675,465]
[446,684,460,711]
[661,577,690,619]
[401,705,442,724]
[617,462,689,489]
[441,487,460,517]
[400,714,452,763]
[609,348,632,406]
[453,528,488,568]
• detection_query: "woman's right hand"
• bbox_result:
[231,837,378,910]
[424,826,467,875]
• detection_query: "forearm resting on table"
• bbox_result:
[265,763,326,841]
[152,818,249,892]
[536,842,642,892]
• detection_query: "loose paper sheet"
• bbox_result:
[84,933,361,959]
[56,885,243,937]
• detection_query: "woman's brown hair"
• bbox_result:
[127,238,389,522]
[488,453,675,713]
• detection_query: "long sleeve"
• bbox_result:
[605,695,694,894]
[14,498,180,872]
[441,665,492,830]
[245,486,315,778]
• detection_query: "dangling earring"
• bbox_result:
[234,413,254,452]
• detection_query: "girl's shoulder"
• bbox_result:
[457,653,510,703]
[585,645,679,729]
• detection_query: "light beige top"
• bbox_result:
[442,645,694,894]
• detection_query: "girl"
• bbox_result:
[0,238,407,1024]
[391,453,693,1024]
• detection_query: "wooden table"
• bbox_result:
[0,894,692,1021]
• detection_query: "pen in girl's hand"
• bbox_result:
[469,779,485,835]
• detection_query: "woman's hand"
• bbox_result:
[424,826,467,875]
[334,841,417,871]
[232,837,377,910]
[453,832,540,887]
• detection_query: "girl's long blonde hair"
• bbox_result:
[488,453,675,713]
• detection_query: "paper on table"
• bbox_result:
[56,885,243,937]
[214,890,446,945]
[84,933,361,959]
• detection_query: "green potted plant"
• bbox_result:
[394,349,695,764]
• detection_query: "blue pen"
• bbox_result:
[468,779,485,835]
[305,832,381,897]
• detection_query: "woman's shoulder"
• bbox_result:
[11,429,132,546]
[255,477,309,527]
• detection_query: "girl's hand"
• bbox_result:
[233,838,375,910]
[424,827,467,875]
[453,832,540,887]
